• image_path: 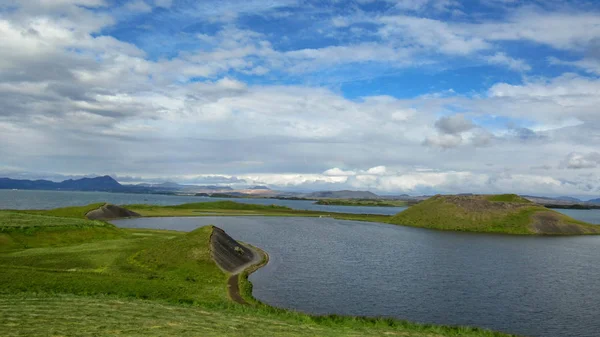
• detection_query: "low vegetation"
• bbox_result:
[315,199,408,207]
[392,194,599,235]
[0,210,512,336]
[124,201,394,224]
[0,211,123,251]
[12,203,106,219]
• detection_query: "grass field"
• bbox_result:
[0,210,513,337]
[124,201,395,224]
[13,203,107,218]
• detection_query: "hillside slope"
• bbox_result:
[391,194,600,235]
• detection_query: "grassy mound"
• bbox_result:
[391,194,600,235]
[0,211,123,251]
[86,204,140,220]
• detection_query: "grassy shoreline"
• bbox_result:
[314,199,409,207]
[0,209,515,336]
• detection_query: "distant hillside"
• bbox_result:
[588,198,600,204]
[557,196,582,202]
[523,195,585,205]
[0,176,123,192]
[306,190,379,199]
[391,194,600,235]
[135,182,233,192]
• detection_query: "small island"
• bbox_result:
[391,194,600,235]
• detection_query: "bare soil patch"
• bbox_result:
[86,204,140,220]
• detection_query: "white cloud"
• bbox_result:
[549,56,600,76]
[423,134,463,149]
[323,168,357,176]
[434,114,474,134]
[366,166,387,175]
[378,15,490,55]
[125,0,152,13]
[486,52,531,71]
[153,0,172,8]
[476,9,600,51]
[2,1,600,197]
[562,152,600,169]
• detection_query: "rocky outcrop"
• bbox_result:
[210,227,256,274]
[86,204,140,220]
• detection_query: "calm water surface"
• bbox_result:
[2,190,600,223]
[555,208,600,225]
[112,216,600,337]
[0,190,406,215]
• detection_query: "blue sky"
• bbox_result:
[1,0,600,197]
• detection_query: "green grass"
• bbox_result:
[484,194,531,203]
[0,293,511,337]
[315,199,408,207]
[0,212,124,251]
[13,203,106,219]
[0,210,514,336]
[391,195,597,235]
[125,201,395,225]
[128,200,291,211]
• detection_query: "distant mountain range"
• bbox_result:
[0,176,123,192]
[2,176,598,203]
[135,182,234,191]
[305,190,379,199]
[0,176,270,195]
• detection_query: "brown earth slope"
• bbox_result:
[86,204,140,220]
[210,226,258,273]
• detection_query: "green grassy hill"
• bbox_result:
[0,211,123,251]
[391,194,600,235]
[0,209,512,336]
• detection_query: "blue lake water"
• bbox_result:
[112,216,600,337]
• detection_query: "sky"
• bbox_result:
[1,0,600,197]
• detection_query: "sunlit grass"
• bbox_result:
[0,211,514,336]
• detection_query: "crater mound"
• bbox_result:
[392,194,600,235]
[86,204,140,220]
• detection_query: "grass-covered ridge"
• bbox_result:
[0,211,123,251]
[14,203,106,219]
[391,194,600,235]
[124,200,394,224]
[315,199,409,207]
[0,208,513,336]
[484,194,531,203]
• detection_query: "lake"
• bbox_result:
[0,190,406,215]
[1,190,600,224]
[112,216,600,337]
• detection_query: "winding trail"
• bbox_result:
[226,245,265,304]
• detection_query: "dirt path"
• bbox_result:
[227,245,264,305]
[228,274,246,304]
